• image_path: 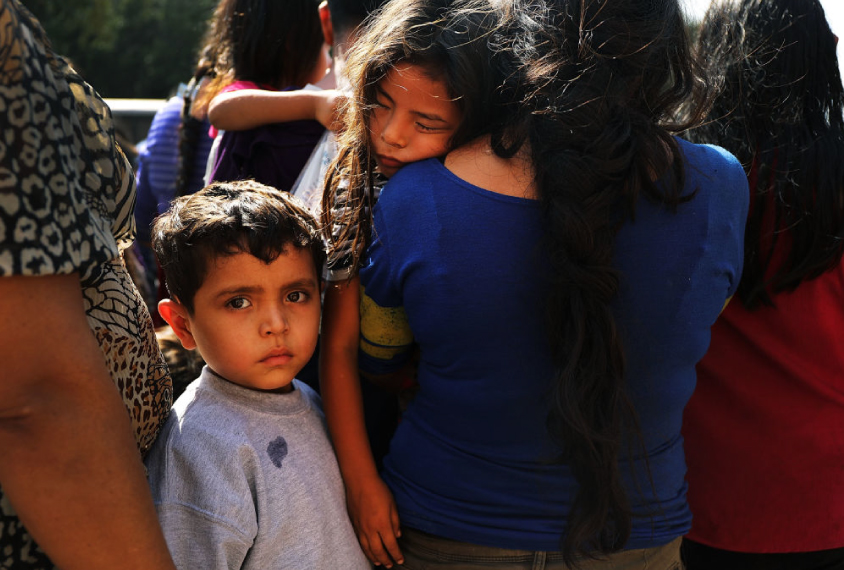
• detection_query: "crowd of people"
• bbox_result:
[1,0,842,569]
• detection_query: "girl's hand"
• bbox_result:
[347,475,404,567]
[315,90,345,131]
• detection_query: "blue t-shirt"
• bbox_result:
[358,138,748,551]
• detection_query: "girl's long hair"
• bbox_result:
[196,0,325,108]
[511,0,711,561]
[688,0,844,308]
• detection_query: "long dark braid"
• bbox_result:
[511,0,712,561]
[174,57,215,198]
[174,4,225,199]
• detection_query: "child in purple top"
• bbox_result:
[198,0,331,192]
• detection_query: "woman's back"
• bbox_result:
[685,254,844,553]
[358,137,747,551]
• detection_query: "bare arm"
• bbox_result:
[0,273,176,570]
[319,277,404,568]
[207,88,342,131]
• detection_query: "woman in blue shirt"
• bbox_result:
[328,0,749,567]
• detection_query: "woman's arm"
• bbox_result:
[207,89,341,131]
[0,273,177,570]
[319,277,404,568]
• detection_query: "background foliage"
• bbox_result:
[26,0,218,98]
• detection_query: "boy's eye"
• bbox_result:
[227,297,252,310]
[416,122,439,132]
[287,291,308,303]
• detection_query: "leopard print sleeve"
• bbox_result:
[0,0,172,448]
[0,3,173,565]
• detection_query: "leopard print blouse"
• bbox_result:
[0,1,172,567]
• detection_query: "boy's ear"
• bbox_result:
[158,299,197,351]
[319,1,334,48]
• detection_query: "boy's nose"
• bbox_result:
[260,308,289,336]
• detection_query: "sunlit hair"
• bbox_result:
[152,180,325,314]
[197,0,324,107]
[688,0,844,308]
[511,0,712,562]
[321,0,523,269]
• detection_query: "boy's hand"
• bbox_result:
[347,475,403,567]
[315,90,345,131]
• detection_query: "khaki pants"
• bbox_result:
[396,527,683,570]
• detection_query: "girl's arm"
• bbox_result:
[0,273,177,570]
[319,277,404,568]
[207,89,341,131]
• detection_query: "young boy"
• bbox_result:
[144,180,370,569]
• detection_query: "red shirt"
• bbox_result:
[683,171,844,552]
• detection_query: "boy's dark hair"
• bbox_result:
[152,179,325,314]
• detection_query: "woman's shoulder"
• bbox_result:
[379,159,442,199]
[443,136,536,199]
[676,136,748,205]
[677,137,744,177]
[390,157,442,181]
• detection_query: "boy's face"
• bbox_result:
[370,63,461,178]
[165,248,321,393]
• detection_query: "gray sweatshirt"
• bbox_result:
[145,367,370,569]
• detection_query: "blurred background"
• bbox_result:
[28,0,844,100]
[26,0,844,151]
[27,0,217,99]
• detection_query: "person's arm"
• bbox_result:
[319,277,404,568]
[0,273,177,570]
[208,89,342,131]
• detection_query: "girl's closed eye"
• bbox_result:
[416,122,441,133]
[227,297,252,310]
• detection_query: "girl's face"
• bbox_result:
[369,63,462,177]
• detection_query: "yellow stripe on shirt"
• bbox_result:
[359,285,414,361]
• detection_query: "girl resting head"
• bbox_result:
[323,0,525,271]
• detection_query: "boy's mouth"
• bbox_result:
[261,349,293,366]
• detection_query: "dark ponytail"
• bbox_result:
[175,60,215,198]
[511,0,712,561]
